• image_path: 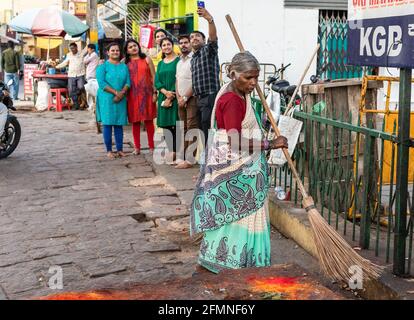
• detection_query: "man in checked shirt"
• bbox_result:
[190,7,219,147]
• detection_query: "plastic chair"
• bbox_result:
[48,88,70,112]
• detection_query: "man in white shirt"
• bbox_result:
[175,35,196,169]
[55,42,87,109]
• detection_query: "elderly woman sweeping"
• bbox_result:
[190,52,288,273]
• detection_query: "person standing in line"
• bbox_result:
[1,41,21,101]
[96,43,130,159]
[150,29,181,70]
[124,39,157,155]
[55,42,88,110]
[84,44,99,80]
[175,35,196,169]
[190,7,220,147]
[155,37,180,164]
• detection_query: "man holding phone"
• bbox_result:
[190,5,219,147]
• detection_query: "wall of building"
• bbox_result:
[159,0,199,33]
[197,0,319,85]
[0,0,63,19]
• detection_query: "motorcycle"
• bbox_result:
[263,63,302,131]
[264,63,331,128]
[0,79,21,159]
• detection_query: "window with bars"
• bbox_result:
[318,10,371,80]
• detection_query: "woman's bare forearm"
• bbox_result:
[104,86,117,95]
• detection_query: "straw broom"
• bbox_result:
[225,14,382,283]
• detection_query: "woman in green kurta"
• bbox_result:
[96,43,130,159]
[155,37,180,163]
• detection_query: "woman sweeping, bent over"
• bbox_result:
[190,52,288,273]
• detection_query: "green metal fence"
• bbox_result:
[253,98,414,276]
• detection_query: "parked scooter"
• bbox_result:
[0,79,21,159]
[264,63,331,127]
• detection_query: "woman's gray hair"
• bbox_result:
[227,51,260,79]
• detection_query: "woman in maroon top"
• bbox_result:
[124,39,157,155]
[190,52,288,274]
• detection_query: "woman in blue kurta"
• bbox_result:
[96,42,130,159]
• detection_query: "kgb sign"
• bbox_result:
[348,0,414,68]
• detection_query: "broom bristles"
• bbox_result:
[308,209,383,283]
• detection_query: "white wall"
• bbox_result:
[197,0,319,85]
[377,67,414,110]
[283,8,319,86]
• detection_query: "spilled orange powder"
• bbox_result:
[247,276,316,300]
[40,277,320,300]
[40,291,132,300]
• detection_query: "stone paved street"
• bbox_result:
[0,111,199,299]
[0,110,350,300]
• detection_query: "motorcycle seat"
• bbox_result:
[266,76,279,85]
[271,80,290,93]
[282,85,297,97]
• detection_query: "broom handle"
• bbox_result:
[285,44,320,115]
[225,14,309,198]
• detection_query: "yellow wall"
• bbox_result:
[382,113,414,184]
[159,0,198,30]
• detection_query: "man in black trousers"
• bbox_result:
[190,7,220,147]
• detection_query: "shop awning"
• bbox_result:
[36,37,62,50]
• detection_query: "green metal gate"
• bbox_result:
[318,10,371,80]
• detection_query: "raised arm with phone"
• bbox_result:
[197,6,217,42]
[190,4,220,146]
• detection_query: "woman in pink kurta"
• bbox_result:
[124,39,157,154]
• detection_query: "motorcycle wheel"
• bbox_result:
[0,117,21,159]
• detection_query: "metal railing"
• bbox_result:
[252,98,414,276]
[126,3,153,40]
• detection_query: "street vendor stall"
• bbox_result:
[32,72,68,105]
[8,6,89,108]
[8,7,89,60]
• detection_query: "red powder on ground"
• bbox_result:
[247,276,315,300]
[247,276,298,285]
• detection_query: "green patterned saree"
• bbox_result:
[190,84,271,273]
